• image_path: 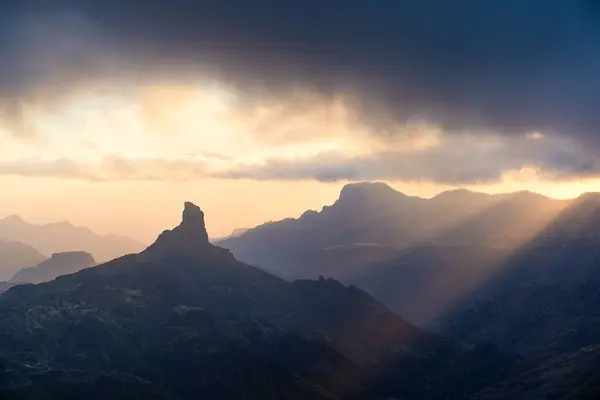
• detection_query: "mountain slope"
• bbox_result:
[9,251,97,284]
[222,183,600,328]
[445,281,600,399]
[0,282,15,294]
[444,281,600,355]
[0,215,144,263]
[0,202,510,399]
[221,183,570,277]
[475,345,600,400]
[0,239,46,281]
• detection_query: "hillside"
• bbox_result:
[444,281,600,355]
[221,183,569,278]
[446,281,600,399]
[0,202,509,399]
[222,183,600,327]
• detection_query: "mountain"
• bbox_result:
[221,182,570,278]
[221,182,600,327]
[475,345,600,400]
[0,282,15,294]
[0,215,145,262]
[213,227,249,242]
[220,182,426,277]
[0,202,510,399]
[9,251,97,284]
[0,239,46,281]
[444,281,600,355]
[444,280,600,399]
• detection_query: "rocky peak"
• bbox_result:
[143,202,232,259]
[179,202,210,243]
[336,182,407,208]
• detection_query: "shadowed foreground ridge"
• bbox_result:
[0,202,509,399]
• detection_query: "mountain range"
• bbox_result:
[0,239,46,281]
[1,201,599,398]
[0,202,512,399]
[0,215,145,263]
[222,182,600,327]
[9,251,97,285]
[221,182,581,276]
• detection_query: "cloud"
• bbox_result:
[0,157,210,181]
[3,1,600,184]
[217,133,600,184]
[2,130,598,185]
[2,1,600,141]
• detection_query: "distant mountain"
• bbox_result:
[0,239,46,281]
[9,251,96,284]
[213,227,249,242]
[221,182,569,277]
[0,215,145,262]
[0,202,510,399]
[222,182,600,327]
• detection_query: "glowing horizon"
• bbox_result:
[3,83,600,243]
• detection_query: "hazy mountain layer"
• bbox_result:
[0,215,144,263]
[9,251,97,284]
[0,239,46,281]
[222,183,600,327]
[221,183,570,278]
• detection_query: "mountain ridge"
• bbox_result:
[220,182,569,273]
[220,182,600,328]
[0,239,46,281]
[9,251,97,284]
[0,215,145,263]
[0,202,510,399]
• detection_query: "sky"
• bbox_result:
[2,0,600,242]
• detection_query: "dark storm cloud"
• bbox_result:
[2,1,600,153]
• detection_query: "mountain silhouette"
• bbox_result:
[0,239,46,281]
[222,182,600,327]
[9,251,97,284]
[0,202,509,399]
[221,182,569,276]
[0,215,144,263]
[212,227,249,243]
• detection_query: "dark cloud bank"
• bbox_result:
[2,0,600,183]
